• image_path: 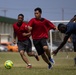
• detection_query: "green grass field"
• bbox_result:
[0,52,76,75]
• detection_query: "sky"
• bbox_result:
[0,0,76,21]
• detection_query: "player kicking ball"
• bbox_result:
[13,14,39,69]
[27,7,56,69]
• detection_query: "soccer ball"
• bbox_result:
[4,60,13,69]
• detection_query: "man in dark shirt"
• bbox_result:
[53,17,76,56]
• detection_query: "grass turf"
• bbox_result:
[0,52,76,75]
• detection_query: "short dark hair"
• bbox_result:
[58,23,65,30]
[34,7,42,14]
[58,23,67,33]
[18,14,24,18]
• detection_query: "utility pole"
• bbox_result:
[62,8,64,20]
[61,8,64,41]
[2,9,7,17]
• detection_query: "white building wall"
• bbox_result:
[0,22,13,42]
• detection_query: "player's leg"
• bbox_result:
[43,46,51,59]
[17,41,32,68]
[27,51,39,61]
[24,39,39,61]
[19,50,30,65]
[33,39,52,69]
[41,53,52,69]
[43,46,55,64]
[73,41,76,66]
[41,38,55,64]
[73,41,76,52]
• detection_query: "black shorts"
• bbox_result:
[33,38,48,55]
[17,39,32,53]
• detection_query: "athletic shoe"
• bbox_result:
[48,63,53,69]
[35,55,39,61]
[26,64,32,69]
[50,58,55,64]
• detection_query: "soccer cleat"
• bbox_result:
[35,55,39,61]
[48,63,53,69]
[50,58,55,64]
[26,64,32,69]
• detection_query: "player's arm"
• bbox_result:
[46,19,57,30]
[28,26,32,32]
[23,21,32,37]
[56,34,70,51]
[53,34,71,55]
[49,21,56,30]
[27,18,34,31]
[13,30,17,44]
[23,18,34,37]
[70,16,76,22]
[22,32,31,37]
[23,21,33,37]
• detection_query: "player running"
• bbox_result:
[13,14,39,69]
[27,7,56,69]
[53,16,76,57]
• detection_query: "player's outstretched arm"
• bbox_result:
[70,16,76,22]
[55,26,58,30]
[53,34,70,56]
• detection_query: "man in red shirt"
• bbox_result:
[28,7,56,69]
[13,14,39,68]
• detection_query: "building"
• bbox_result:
[0,16,17,41]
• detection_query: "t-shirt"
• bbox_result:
[65,22,76,35]
[13,22,29,41]
[28,18,55,39]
